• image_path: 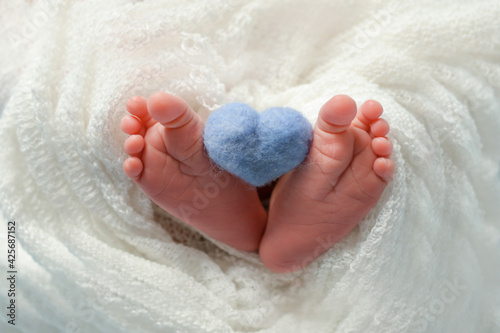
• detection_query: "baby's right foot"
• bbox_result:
[121,92,267,251]
[259,95,394,272]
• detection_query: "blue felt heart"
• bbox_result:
[203,103,313,186]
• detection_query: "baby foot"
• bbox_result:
[121,92,267,251]
[259,95,394,272]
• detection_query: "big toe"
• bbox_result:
[147,92,195,129]
[317,95,357,134]
[146,92,206,168]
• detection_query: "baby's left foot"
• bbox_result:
[259,95,394,272]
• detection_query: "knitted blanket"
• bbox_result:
[1,0,500,332]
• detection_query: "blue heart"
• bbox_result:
[203,103,313,186]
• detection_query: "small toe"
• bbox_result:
[121,115,143,135]
[126,96,155,127]
[371,137,393,157]
[124,135,145,156]
[360,100,383,120]
[370,119,390,137]
[147,92,196,128]
[123,157,143,181]
[353,100,383,130]
[317,95,357,133]
[373,157,395,182]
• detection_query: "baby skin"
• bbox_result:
[121,92,394,273]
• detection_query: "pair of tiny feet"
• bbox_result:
[121,92,394,273]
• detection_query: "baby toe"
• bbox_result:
[373,157,395,182]
[123,157,144,181]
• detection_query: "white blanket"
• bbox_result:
[1,0,500,332]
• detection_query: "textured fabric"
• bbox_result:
[1,0,500,332]
[203,103,313,186]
